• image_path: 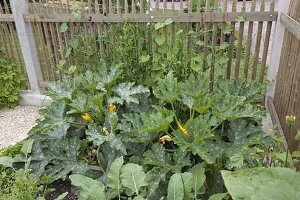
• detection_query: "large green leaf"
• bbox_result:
[107,156,124,199]
[225,120,264,169]
[181,172,193,200]
[20,139,34,155]
[208,193,228,200]
[227,120,263,151]
[70,174,105,200]
[153,71,179,103]
[97,143,122,172]
[143,144,170,166]
[85,125,106,146]
[96,65,122,90]
[120,163,147,196]
[146,168,166,197]
[211,93,264,121]
[67,92,88,114]
[28,102,74,138]
[221,167,300,200]
[141,106,175,132]
[190,163,206,197]
[167,173,184,200]
[179,74,209,99]
[171,149,191,173]
[110,82,149,105]
[172,114,217,163]
[47,76,80,100]
[87,124,126,154]
[118,113,154,143]
[0,156,13,168]
[118,108,174,142]
[27,137,88,180]
[216,78,266,103]
[192,94,213,114]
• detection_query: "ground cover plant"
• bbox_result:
[1,64,299,199]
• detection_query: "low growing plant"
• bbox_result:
[1,65,285,198]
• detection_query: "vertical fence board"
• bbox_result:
[251,0,265,81]
[259,0,275,83]
[226,0,237,79]
[234,0,246,79]
[244,0,256,80]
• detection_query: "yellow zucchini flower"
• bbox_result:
[177,122,189,137]
[159,135,172,144]
[103,127,109,136]
[81,113,94,123]
[108,104,117,113]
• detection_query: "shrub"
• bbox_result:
[0,57,26,109]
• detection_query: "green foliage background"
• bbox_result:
[0,57,25,109]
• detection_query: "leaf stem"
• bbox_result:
[285,125,291,167]
[210,121,223,132]
[171,102,179,122]
[68,121,87,126]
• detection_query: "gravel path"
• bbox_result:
[0,106,40,149]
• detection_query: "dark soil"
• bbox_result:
[45,179,78,200]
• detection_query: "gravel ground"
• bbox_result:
[0,106,40,149]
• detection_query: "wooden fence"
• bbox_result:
[0,0,277,90]
[0,1,26,76]
[273,0,300,151]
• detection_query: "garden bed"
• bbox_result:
[1,67,299,200]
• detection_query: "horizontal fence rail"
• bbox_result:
[280,12,300,41]
[25,11,278,23]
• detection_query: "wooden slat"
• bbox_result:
[226,0,237,79]
[234,0,246,79]
[220,0,227,52]
[0,14,14,21]
[244,0,256,80]
[95,0,104,59]
[41,0,56,80]
[2,2,23,66]
[46,0,60,80]
[203,0,210,68]
[210,0,218,89]
[0,7,13,59]
[251,0,266,81]
[24,12,278,23]
[140,0,144,13]
[259,0,275,83]
[280,12,300,41]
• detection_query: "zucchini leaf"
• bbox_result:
[221,167,300,200]
[107,156,124,199]
[120,163,148,196]
[153,71,179,103]
[110,82,149,105]
[70,174,106,200]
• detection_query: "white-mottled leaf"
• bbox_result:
[167,173,184,200]
[120,163,147,195]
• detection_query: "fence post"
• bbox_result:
[10,0,43,94]
[267,0,291,98]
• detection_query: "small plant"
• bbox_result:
[0,140,50,200]
[285,115,296,167]
[0,57,26,109]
